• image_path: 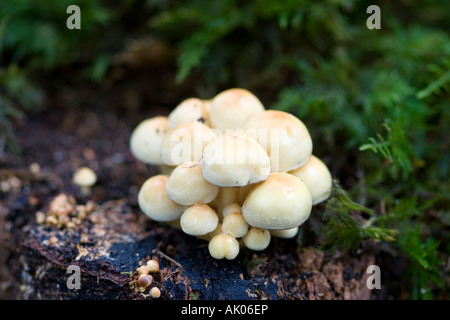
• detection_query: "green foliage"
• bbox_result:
[0,64,44,158]
[0,0,112,70]
[321,181,397,252]
[0,0,114,156]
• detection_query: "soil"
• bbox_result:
[0,70,403,300]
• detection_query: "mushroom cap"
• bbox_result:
[242,227,271,251]
[244,110,313,172]
[138,175,185,222]
[168,98,209,129]
[73,167,97,187]
[288,155,332,205]
[150,287,161,298]
[180,203,219,236]
[129,116,170,165]
[166,161,219,206]
[270,227,299,239]
[201,131,271,187]
[209,88,264,132]
[242,172,312,230]
[161,121,218,166]
[208,233,240,260]
[222,203,242,219]
[222,212,249,238]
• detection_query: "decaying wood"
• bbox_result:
[1,193,375,300]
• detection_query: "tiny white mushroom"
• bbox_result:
[242,227,271,251]
[129,116,170,165]
[180,203,219,236]
[138,175,185,222]
[208,233,240,260]
[73,167,97,196]
[289,155,332,205]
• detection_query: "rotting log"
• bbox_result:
[1,195,374,300]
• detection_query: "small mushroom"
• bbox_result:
[161,121,217,166]
[150,287,161,299]
[129,116,169,165]
[72,167,97,196]
[221,212,249,238]
[222,203,242,219]
[146,260,159,273]
[136,265,149,275]
[166,161,219,206]
[180,203,219,236]
[208,233,240,260]
[244,110,313,172]
[242,172,312,230]
[201,131,271,187]
[289,155,332,205]
[209,88,265,132]
[137,274,153,288]
[168,97,209,128]
[138,175,185,222]
[242,227,271,251]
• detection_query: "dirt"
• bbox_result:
[0,75,399,300]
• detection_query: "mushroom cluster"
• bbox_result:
[130,88,332,260]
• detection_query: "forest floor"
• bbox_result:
[0,74,406,300]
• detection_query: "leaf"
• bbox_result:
[417,70,450,99]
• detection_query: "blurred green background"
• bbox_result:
[0,0,449,299]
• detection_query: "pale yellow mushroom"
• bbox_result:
[208,233,240,260]
[138,175,185,222]
[242,172,312,230]
[201,131,270,187]
[242,227,271,251]
[270,227,299,239]
[168,98,209,128]
[221,212,249,238]
[73,167,97,196]
[180,203,219,236]
[166,161,219,206]
[222,203,242,219]
[209,88,265,132]
[244,110,312,172]
[289,155,332,205]
[161,121,217,166]
[129,116,169,165]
